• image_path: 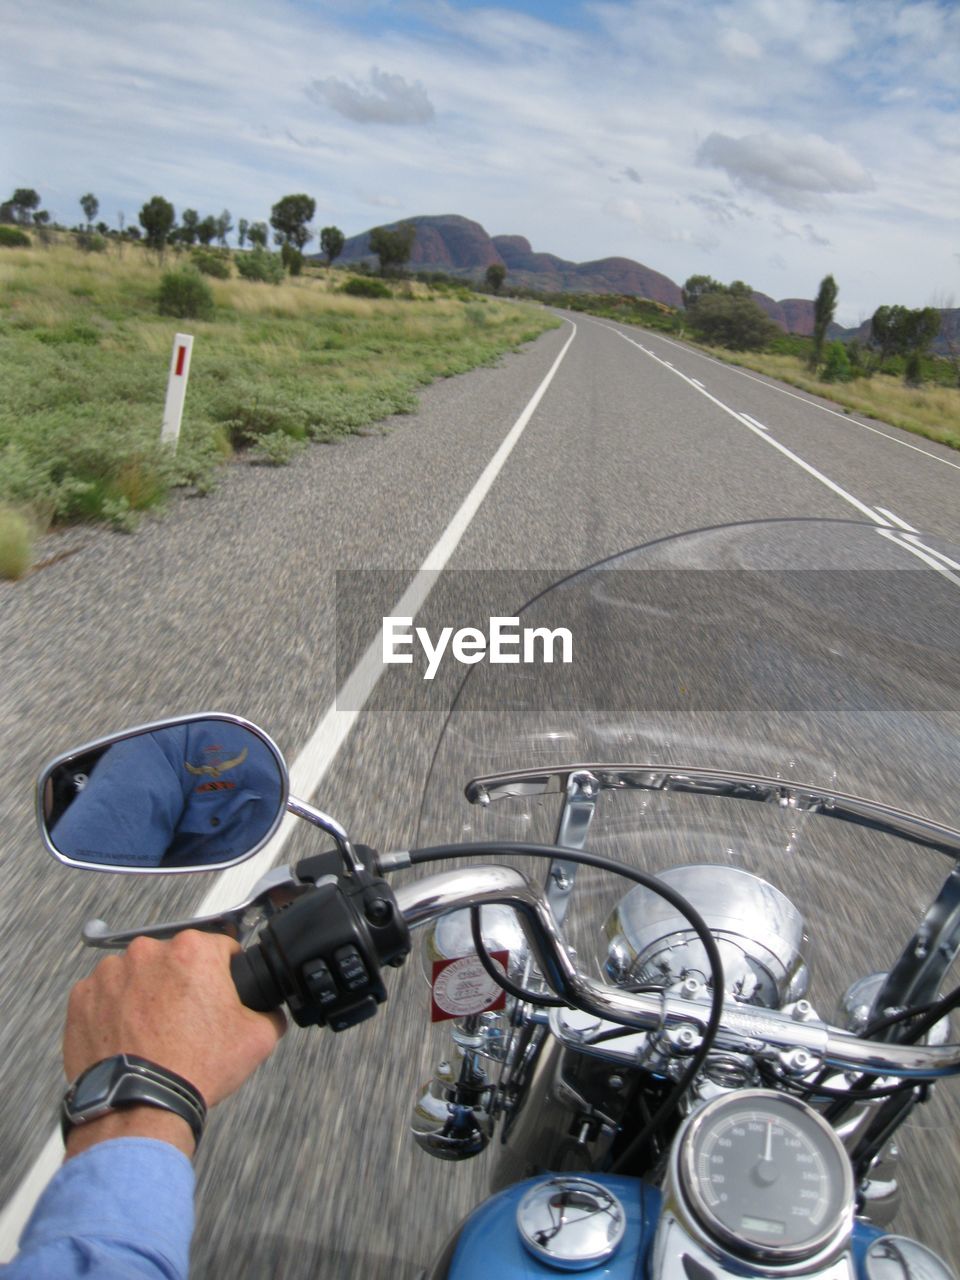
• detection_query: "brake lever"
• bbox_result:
[81,866,315,949]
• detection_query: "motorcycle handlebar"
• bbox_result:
[389,863,960,1081]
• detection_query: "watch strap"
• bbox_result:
[62,1054,207,1147]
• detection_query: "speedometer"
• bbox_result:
[676,1089,854,1264]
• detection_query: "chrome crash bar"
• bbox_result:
[392,864,960,1081]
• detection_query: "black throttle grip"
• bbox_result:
[231,946,284,1013]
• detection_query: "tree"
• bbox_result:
[33,210,51,227]
[485,263,506,294]
[870,304,941,364]
[237,218,249,249]
[79,193,99,228]
[270,194,315,250]
[369,222,416,275]
[215,209,233,247]
[686,293,780,350]
[810,274,838,369]
[180,209,200,246]
[247,221,268,249]
[682,274,726,308]
[10,188,41,225]
[728,279,753,298]
[139,195,175,257]
[196,215,218,247]
[320,225,345,266]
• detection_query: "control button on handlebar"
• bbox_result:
[302,961,339,1008]
[334,945,370,991]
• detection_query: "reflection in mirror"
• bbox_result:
[41,717,287,871]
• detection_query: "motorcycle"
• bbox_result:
[37,518,960,1280]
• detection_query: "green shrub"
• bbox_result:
[191,248,231,279]
[248,431,307,466]
[75,231,108,253]
[235,247,284,284]
[280,243,304,276]
[341,276,391,299]
[157,269,215,320]
[0,506,34,579]
[821,341,852,383]
[464,303,489,327]
[0,226,31,248]
[34,324,100,346]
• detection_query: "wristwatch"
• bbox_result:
[62,1054,207,1146]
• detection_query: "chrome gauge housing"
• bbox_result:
[669,1089,854,1267]
[420,903,530,986]
[602,865,808,1007]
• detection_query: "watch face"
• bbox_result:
[76,1058,119,1108]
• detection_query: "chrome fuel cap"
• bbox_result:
[516,1177,626,1271]
[865,1236,958,1280]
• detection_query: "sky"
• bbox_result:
[4,0,959,325]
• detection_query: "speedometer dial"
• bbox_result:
[677,1090,854,1263]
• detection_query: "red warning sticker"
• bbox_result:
[430,951,509,1022]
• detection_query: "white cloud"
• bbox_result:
[696,130,874,210]
[310,67,435,125]
[605,197,720,252]
[2,0,957,318]
[718,28,762,58]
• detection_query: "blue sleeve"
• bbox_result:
[52,733,187,867]
[1,1140,195,1280]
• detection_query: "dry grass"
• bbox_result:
[0,237,558,576]
[692,346,960,451]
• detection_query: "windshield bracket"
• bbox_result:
[548,771,600,925]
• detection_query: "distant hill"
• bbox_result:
[332,214,960,351]
[335,214,681,306]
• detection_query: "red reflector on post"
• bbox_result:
[175,346,187,376]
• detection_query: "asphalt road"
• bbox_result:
[1,312,958,1276]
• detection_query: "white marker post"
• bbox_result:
[161,333,194,449]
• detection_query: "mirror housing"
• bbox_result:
[37,713,289,874]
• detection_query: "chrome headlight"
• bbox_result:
[603,865,808,1008]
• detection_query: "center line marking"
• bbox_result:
[590,316,960,585]
[592,318,891,526]
[604,319,960,472]
[0,322,579,1263]
[875,507,918,532]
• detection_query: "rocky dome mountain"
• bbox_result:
[333,214,959,348]
[336,214,682,307]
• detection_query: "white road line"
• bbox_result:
[690,378,705,389]
[597,320,891,527]
[593,318,960,584]
[619,323,960,472]
[875,507,918,532]
[878,531,960,587]
[0,321,579,1263]
[901,534,960,574]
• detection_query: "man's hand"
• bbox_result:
[63,930,285,1158]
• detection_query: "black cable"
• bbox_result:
[408,841,726,1168]
[758,1061,916,1103]
[469,906,565,1007]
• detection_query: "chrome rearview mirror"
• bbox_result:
[37,713,289,873]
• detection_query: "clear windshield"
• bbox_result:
[417,519,960,1020]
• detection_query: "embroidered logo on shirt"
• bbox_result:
[184,747,248,779]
